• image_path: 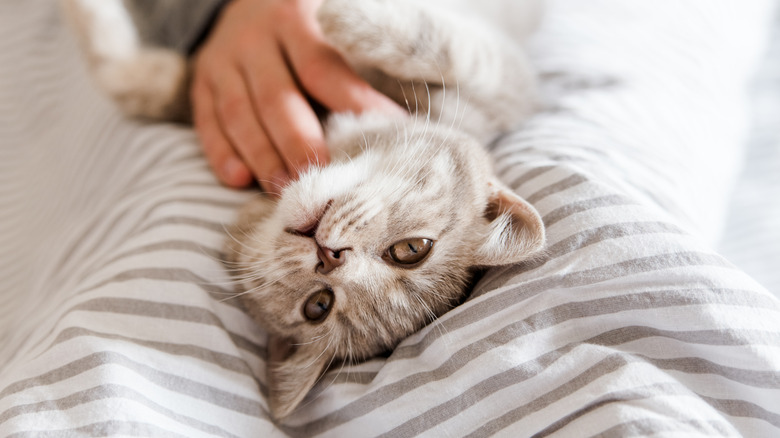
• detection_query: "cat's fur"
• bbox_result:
[63,0,545,419]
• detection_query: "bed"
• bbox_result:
[1,0,779,436]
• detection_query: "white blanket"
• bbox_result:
[719,5,780,294]
[1,0,779,436]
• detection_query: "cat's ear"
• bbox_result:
[266,335,331,419]
[474,180,545,266]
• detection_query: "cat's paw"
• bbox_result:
[95,48,190,122]
[317,0,449,82]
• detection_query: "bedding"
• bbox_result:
[719,4,780,295]
[1,0,780,437]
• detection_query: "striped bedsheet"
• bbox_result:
[1,0,779,437]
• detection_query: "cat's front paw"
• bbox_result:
[317,0,447,82]
[96,48,190,122]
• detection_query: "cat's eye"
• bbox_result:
[303,289,334,322]
[285,222,316,238]
[385,238,434,267]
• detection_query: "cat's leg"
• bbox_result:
[60,0,189,121]
[317,0,537,139]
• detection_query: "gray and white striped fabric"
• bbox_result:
[2,0,780,437]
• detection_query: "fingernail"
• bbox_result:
[382,98,408,117]
[222,157,244,181]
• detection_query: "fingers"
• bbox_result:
[209,66,294,195]
[305,53,403,115]
[192,50,291,195]
[284,24,404,116]
[193,44,327,195]
[191,76,254,189]
[240,46,330,179]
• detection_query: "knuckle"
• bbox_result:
[189,81,209,109]
[192,47,210,66]
[195,127,222,155]
[250,86,278,110]
[199,140,224,167]
[235,31,260,56]
[285,136,326,169]
[245,144,275,175]
[217,105,257,148]
[271,1,298,23]
[306,141,330,166]
[192,104,214,133]
[192,47,221,73]
[193,105,215,131]
[297,54,331,91]
[218,95,247,121]
[248,147,271,170]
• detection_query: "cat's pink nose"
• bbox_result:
[316,246,346,275]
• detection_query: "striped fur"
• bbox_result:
[227,113,545,418]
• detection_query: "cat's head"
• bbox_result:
[227,113,545,419]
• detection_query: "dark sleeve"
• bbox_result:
[122,0,230,56]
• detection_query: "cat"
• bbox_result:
[62,0,545,419]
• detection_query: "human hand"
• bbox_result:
[191,0,403,194]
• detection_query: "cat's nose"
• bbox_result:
[316,246,347,275]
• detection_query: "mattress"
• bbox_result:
[1,0,779,436]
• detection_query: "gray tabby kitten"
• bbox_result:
[63,0,545,419]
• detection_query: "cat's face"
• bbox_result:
[228,114,544,419]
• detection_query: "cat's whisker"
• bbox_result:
[345,331,355,366]
[230,270,277,287]
[430,82,461,158]
[420,291,453,339]
[230,262,287,283]
[216,276,286,303]
[380,83,472,214]
[343,331,361,385]
[206,274,264,289]
[223,222,274,258]
[175,200,272,279]
[341,332,355,386]
[376,108,441,195]
[293,326,335,346]
[298,334,340,409]
[293,145,328,178]
[412,77,421,118]
[208,285,264,301]
[221,240,264,268]
[254,177,288,196]
[306,328,336,369]
[316,330,354,400]
[358,123,370,155]
[397,79,413,116]
[408,278,459,353]
[307,350,346,412]
[296,333,341,412]
[452,88,472,138]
